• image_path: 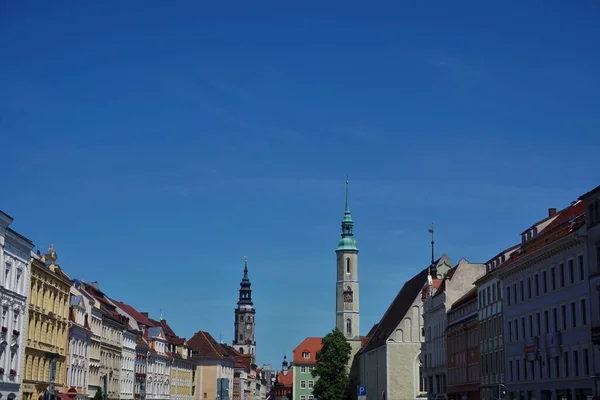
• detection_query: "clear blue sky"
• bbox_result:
[1,1,599,368]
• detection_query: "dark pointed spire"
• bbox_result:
[238,256,253,306]
[336,177,358,252]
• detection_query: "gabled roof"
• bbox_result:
[80,282,127,326]
[361,266,430,354]
[188,331,230,361]
[292,337,322,364]
[277,370,293,388]
[157,319,186,345]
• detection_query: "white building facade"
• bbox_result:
[0,211,34,400]
[423,258,485,400]
[499,200,594,400]
[475,245,518,400]
[74,280,104,398]
[121,330,136,400]
[67,290,92,400]
[147,326,171,400]
[579,185,600,397]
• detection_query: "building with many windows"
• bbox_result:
[81,281,128,400]
[188,330,234,400]
[423,258,485,400]
[0,210,34,400]
[292,337,321,400]
[158,319,194,400]
[446,288,479,400]
[475,245,518,400]
[499,200,594,400]
[121,330,136,400]
[74,280,104,398]
[67,289,92,400]
[579,184,600,397]
[22,246,71,400]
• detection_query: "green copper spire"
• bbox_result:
[336,178,359,252]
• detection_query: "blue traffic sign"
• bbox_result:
[357,386,367,396]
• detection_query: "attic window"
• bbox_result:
[302,352,310,359]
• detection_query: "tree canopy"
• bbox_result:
[311,328,352,400]
[92,387,103,400]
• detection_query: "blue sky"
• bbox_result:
[1,1,599,368]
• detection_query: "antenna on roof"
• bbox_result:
[160,308,163,321]
[428,223,435,277]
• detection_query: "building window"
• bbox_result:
[573,350,579,376]
[300,380,306,389]
[544,310,549,334]
[564,351,569,377]
[300,396,306,400]
[346,319,352,336]
[578,255,585,281]
[506,286,511,306]
[561,305,567,330]
[302,352,310,359]
[346,259,350,274]
[300,366,306,373]
[508,321,512,341]
[571,302,577,327]
[551,268,556,290]
[527,277,532,298]
[568,260,574,284]
[583,348,590,375]
[559,263,565,287]
[581,299,587,325]
[308,380,314,388]
[542,270,548,294]
[534,274,539,296]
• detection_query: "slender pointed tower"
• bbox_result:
[335,179,361,350]
[233,257,256,360]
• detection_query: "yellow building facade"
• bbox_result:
[21,246,72,400]
[169,342,194,400]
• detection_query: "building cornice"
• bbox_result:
[497,233,583,280]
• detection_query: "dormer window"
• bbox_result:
[302,352,310,359]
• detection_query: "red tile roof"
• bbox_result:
[292,337,322,364]
[156,319,186,345]
[188,331,230,361]
[278,370,293,388]
[113,300,155,327]
[501,201,586,270]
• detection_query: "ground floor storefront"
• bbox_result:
[507,380,594,400]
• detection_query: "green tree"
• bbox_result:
[92,387,103,400]
[311,328,352,400]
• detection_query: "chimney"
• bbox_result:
[90,281,100,290]
[548,208,557,217]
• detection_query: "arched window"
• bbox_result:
[239,347,244,354]
[346,319,352,335]
[346,259,351,274]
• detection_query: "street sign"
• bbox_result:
[67,388,78,399]
[357,386,367,396]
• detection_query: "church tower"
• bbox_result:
[336,179,360,340]
[233,257,256,359]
